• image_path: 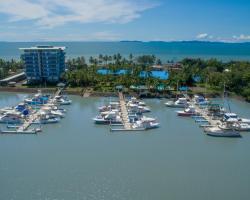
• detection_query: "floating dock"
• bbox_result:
[2,88,64,134]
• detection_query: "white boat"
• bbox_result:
[132,120,159,130]
[93,111,122,124]
[33,117,60,124]
[165,98,189,108]
[176,106,196,117]
[204,126,241,137]
[98,102,120,112]
[232,123,250,131]
[223,113,250,124]
[204,121,241,137]
[0,112,24,124]
[53,95,72,105]
[193,95,209,105]
[127,103,151,113]
[41,107,65,118]
[127,97,146,106]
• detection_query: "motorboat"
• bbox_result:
[132,119,159,130]
[193,95,209,105]
[232,123,250,131]
[53,95,72,105]
[33,115,60,124]
[0,112,24,124]
[223,113,250,124]
[165,98,189,108]
[176,106,196,117]
[127,103,151,113]
[93,111,122,124]
[41,107,65,118]
[98,102,120,112]
[24,91,50,105]
[204,121,241,137]
[127,97,146,106]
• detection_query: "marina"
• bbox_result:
[0,89,71,134]
[168,94,250,138]
[1,93,250,200]
[93,92,160,132]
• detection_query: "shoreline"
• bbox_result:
[1,86,246,102]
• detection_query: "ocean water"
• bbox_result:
[1,41,250,62]
[0,92,250,200]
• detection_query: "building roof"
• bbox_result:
[0,72,25,82]
[19,46,66,50]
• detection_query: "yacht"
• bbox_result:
[223,113,250,124]
[93,111,122,124]
[176,106,196,117]
[127,103,151,113]
[33,114,60,124]
[204,122,241,137]
[232,123,250,131]
[53,95,72,105]
[165,98,189,108]
[24,91,50,105]
[41,107,65,118]
[193,95,209,105]
[98,102,120,112]
[127,97,146,106]
[0,112,24,124]
[132,119,159,130]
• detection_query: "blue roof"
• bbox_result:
[114,69,128,75]
[97,69,112,75]
[139,71,169,80]
[98,69,169,80]
[179,86,189,91]
[193,75,201,83]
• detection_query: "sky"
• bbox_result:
[0,0,249,42]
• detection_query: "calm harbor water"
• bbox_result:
[1,41,250,62]
[0,92,250,200]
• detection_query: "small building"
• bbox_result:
[0,72,26,86]
[19,45,66,83]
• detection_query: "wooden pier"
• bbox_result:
[192,102,222,127]
[118,92,132,130]
[16,88,63,133]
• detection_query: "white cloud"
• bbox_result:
[196,33,209,39]
[232,34,250,41]
[0,0,158,28]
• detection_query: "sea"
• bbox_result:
[1,41,250,62]
[0,92,250,200]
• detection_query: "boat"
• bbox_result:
[176,106,196,117]
[93,111,122,124]
[204,121,241,137]
[132,119,159,130]
[232,123,250,131]
[98,102,120,112]
[165,98,189,108]
[127,103,151,113]
[204,126,241,137]
[193,95,209,106]
[24,91,50,105]
[33,117,60,124]
[33,112,61,124]
[223,113,250,124]
[0,112,24,124]
[41,107,65,118]
[53,95,72,105]
[127,97,146,106]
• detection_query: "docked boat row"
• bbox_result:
[166,95,250,138]
[0,89,72,134]
[93,94,159,131]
